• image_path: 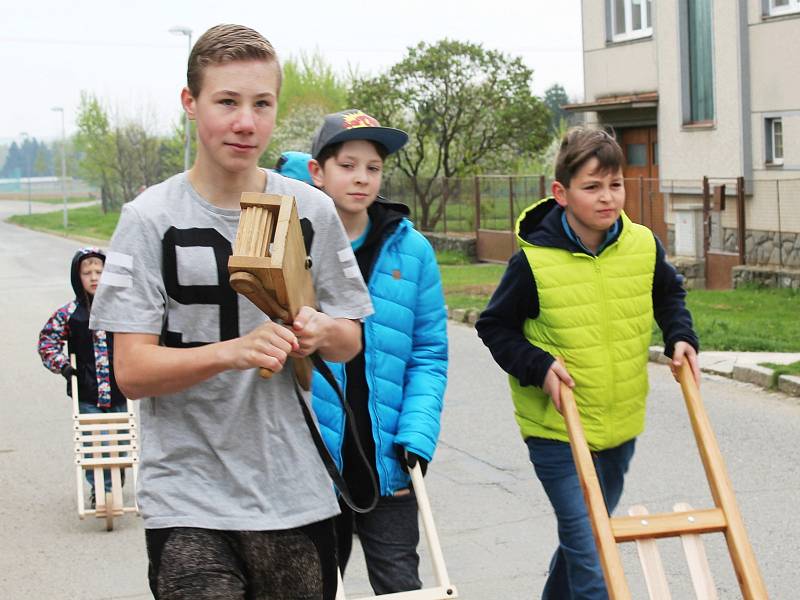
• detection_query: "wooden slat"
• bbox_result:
[74,412,134,423]
[559,358,631,599]
[75,422,134,433]
[77,456,136,467]
[611,508,727,542]
[93,466,106,515]
[110,456,124,516]
[628,505,672,600]
[74,433,135,443]
[674,502,718,600]
[76,463,85,519]
[76,444,134,455]
[677,362,769,600]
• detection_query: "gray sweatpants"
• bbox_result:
[145,520,338,600]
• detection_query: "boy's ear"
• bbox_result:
[552,180,569,208]
[180,87,196,120]
[308,159,325,188]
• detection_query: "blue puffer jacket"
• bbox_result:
[312,218,448,496]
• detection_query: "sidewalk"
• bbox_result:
[649,347,800,398]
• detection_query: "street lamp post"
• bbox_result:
[169,26,193,172]
[20,132,32,215]
[51,107,68,229]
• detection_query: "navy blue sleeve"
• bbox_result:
[475,251,555,387]
[652,236,700,357]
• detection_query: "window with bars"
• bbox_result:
[610,0,654,42]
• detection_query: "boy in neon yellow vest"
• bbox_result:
[476,127,700,599]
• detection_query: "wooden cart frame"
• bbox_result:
[336,463,458,600]
[560,359,768,599]
[71,357,139,530]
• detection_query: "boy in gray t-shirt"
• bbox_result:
[90,24,371,600]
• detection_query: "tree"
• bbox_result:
[349,39,551,230]
[543,83,572,135]
[74,92,119,210]
[76,92,179,209]
[0,137,53,178]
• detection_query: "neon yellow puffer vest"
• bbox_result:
[510,203,656,451]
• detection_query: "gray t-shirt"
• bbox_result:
[90,171,372,530]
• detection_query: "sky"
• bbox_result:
[1,0,584,144]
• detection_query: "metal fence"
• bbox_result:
[382,174,552,234]
[383,173,800,270]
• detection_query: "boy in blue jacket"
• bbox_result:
[306,109,449,594]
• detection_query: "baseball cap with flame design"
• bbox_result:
[310,109,408,159]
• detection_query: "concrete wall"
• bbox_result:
[581,0,658,100]
[748,5,800,175]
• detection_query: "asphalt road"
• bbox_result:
[1,207,798,599]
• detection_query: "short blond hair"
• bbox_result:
[187,24,281,97]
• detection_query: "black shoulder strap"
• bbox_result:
[291,353,378,514]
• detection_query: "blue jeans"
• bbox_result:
[336,491,421,595]
[526,436,636,600]
[79,401,127,493]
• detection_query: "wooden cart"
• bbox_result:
[560,359,768,599]
[71,357,139,531]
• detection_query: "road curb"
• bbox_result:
[648,346,800,398]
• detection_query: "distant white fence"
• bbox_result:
[0,176,98,199]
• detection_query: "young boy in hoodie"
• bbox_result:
[38,247,127,506]
[476,127,700,599]
[305,109,448,595]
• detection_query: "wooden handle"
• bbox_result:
[558,357,632,599]
[676,361,769,600]
[229,271,289,322]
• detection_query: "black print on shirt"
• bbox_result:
[161,227,239,347]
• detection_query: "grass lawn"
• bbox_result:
[8,204,120,240]
[440,262,506,311]
[441,261,800,352]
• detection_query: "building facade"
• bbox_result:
[569,0,800,280]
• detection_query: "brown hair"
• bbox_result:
[316,140,390,169]
[187,24,281,98]
[554,127,625,187]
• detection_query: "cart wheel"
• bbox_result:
[105,492,114,531]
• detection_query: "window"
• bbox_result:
[685,0,715,123]
[610,0,654,42]
[766,118,784,165]
[768,0,800,17]
[626,143,648,166]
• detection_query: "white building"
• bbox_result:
[567,0,800,285]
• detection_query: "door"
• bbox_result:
[619,127,667,244]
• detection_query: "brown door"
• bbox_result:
[619,127,667,244]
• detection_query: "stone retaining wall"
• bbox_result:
[732,264,800,289]
[721,228,800,268]
[669,256,705,290]
[422,232,477,260]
